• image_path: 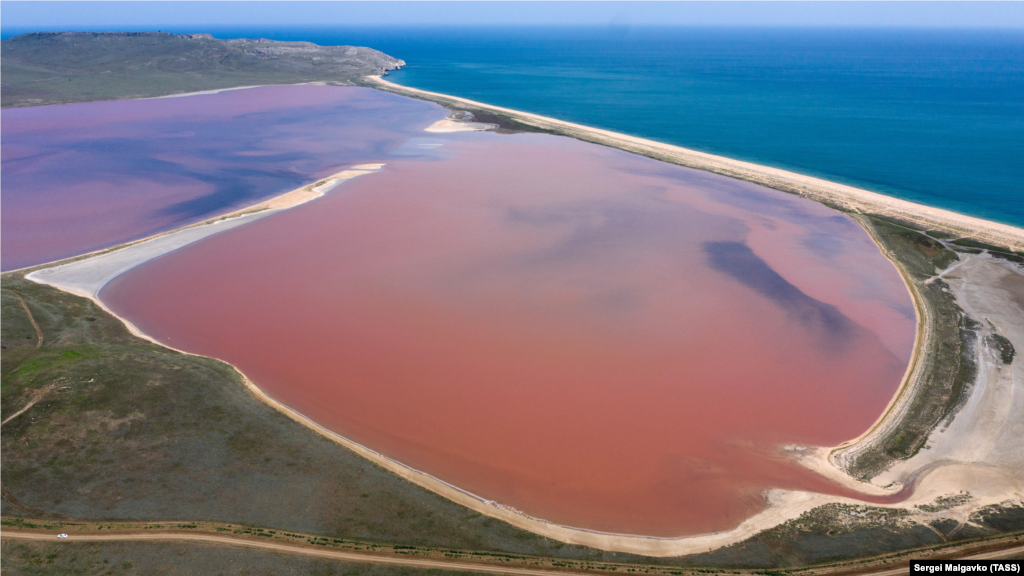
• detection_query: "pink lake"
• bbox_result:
[0,86,445,270]
[101,127,917,537]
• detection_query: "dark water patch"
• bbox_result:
[705,240,857,349]
[102,134,915,536]
[0,85,448,270]
[151,166,307,218]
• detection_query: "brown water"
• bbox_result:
[102,131,916,536]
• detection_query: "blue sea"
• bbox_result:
[6,26,1023,228]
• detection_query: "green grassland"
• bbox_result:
[0,538,495,576]
[839,218,980,478]
[1,32,404,107]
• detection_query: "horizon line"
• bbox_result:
[5,23,1024,32]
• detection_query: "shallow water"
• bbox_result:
[102,127,916,536]
[0,85,445,270]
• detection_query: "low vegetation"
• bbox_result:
[985,333,1016,365]
[691,502,1024,568]
[838,218,980,479]
[0,538,491,576]
[1,32,404,107]
[3,512,1021,573]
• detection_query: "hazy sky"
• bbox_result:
[3,1,1023,31]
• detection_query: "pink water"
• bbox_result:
[102,130,916,536]
[0,86,445,270]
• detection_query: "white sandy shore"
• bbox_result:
[151,85,264,99]
[426,118,497,133]
[149,81,334,101]
[20,83,1024,555]
[26,166,381,300]
[368,76,1024,253]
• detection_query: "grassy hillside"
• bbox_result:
[1,31,404,107]
[0,274,591,558]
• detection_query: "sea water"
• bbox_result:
[172,26,1024,228]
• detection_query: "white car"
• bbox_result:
[57,534,68,539]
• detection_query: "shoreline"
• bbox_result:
[364,74,1024,486]
[16,159,909,556]
[13,84,1024,555]
[4,165,383,276]
[825,215,933,477]
[366,76,1024,253]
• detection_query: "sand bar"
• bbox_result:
[26,167,380,301]
[426,118,497,133]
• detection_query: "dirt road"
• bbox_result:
[3,530,1021,575]
[1,531,589,576]
[3,289,43,348]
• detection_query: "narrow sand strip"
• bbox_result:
[151,85,264,99]
[426,119,497,133]
[368,76,1024,252]
[27,167,380,301]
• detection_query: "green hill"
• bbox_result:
[1,31,405,107]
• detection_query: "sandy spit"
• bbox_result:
[23,166,382,306]
[367,76,1024,252]
[356,76,1024,552]
[10,166,379,277]
[426,118,497,133]
[151,85,265,99]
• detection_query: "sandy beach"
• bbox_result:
[20,84,1024,556]
[25,164,385,339]
[12,166,382,277]
[368,76,1024,253]
[425,118,497,133]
